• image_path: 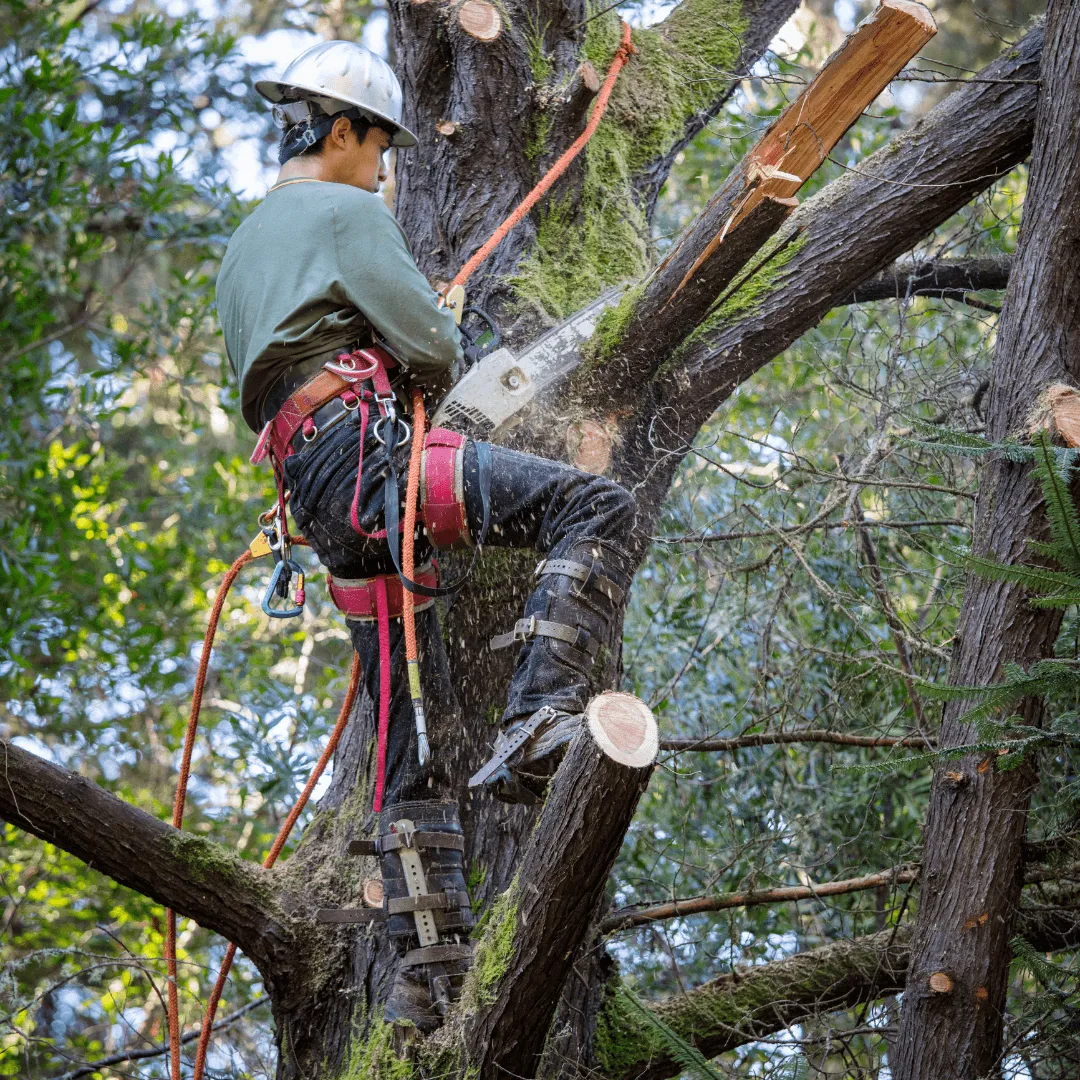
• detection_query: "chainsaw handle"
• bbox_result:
[460,306,501,368]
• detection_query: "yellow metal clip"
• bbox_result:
[248,531,274,560]
[442,283,466,326]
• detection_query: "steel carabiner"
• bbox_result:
[261,556,306,619]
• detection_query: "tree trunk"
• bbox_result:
[893,3,1080,1078]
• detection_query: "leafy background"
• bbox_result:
[2,0,1075,1077]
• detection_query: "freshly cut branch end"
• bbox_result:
[1028,382,1080,448]
[586,692,658,769]
[458,0,501,41]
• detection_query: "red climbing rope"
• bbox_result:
[401,387,426,767]
[449,20,634,292]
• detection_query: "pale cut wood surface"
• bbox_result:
[457,0,502,41]
[586,692,658,768]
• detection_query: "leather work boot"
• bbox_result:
[378,800,474,1031]
[472,539,632,803]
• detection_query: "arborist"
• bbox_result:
[216,40,635,1029]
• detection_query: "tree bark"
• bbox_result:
[893,4,1080,1078]
[462,695,658,1078]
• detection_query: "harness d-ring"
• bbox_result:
[373,415,411,446]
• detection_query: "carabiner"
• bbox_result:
[262,557,306,619]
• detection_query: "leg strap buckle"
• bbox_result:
[489,615,598,657]
[536,557,625,606]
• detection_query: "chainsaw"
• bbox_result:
[431,285,628,440]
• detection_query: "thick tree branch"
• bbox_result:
[462,696,657,1079]
[0,739,289,973]
[849,256,1011,304]
[573,0,935,414]
[641,0,801,209]
[601,926,912,1080]
[600,883,1080,1080]
[607,23,1042,516]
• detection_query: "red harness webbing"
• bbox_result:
[251,346,471,814]
[374,575,392,811]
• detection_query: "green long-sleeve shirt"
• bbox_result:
[217,179,462,431]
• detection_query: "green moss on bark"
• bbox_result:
[688,230,808,338]
[594,979,662,1076]
[581,283,643,367]
[461,874,520,1008]
[512,1,748,320]
[334,1018,414,1080]
[165,832,265,891]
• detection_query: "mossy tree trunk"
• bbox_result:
[0,6,1066,1080]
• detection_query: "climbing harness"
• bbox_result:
[169,22,635,1078]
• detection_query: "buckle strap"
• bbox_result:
[401,944,473,968]
[347,831,466,857]
[386,889,470,915]
[329,566,439,622]
[537,557,625,606]
[316,908,386,924]
[489,615,600,657]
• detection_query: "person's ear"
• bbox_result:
[330,115,353,150]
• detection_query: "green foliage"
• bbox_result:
[911,434,1080,766]
[1009,937,1080,1078]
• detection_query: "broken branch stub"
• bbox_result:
[726,0,937,236]
[667,0,936,302]
[463,693,657,1078]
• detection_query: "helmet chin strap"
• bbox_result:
[277,106,373,165]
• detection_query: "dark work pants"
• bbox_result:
[284,412,635,807]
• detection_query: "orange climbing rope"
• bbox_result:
[402,389,427,764]
[165,546,359,1080]
[190,653,361,1080]
[165,549,252,1080]
[449,20,634,292]
[169,24,634,1075]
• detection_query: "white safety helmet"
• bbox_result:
[255,40,417,149]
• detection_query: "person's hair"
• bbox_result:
[278,112,372,163]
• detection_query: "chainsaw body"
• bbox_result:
[431,286,627,439]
